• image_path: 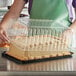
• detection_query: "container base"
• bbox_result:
[2,51,73,64]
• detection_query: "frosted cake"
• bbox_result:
[5,35,72,61]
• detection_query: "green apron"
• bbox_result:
[28,0,71,35]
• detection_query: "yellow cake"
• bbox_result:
[6,35,72,61]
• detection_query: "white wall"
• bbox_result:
[0,0,14,7]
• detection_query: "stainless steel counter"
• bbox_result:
[0,48,76,72]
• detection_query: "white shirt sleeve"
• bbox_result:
[66,0,75,22]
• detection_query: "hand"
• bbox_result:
[0,27,9,43]
[61,29,74,46]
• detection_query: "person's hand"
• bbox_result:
[60,28,74,46]
[0,27,9,43]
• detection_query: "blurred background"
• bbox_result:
[0,0,13,7]
[0,0,29,20]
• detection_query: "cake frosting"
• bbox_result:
[6,35,71,61]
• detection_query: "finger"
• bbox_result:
[0,36,6,42]
[2,34,10,42]
[0,34,9,42]
[3,31,9,41]
[0,30,9,42]
[3,31,9,38]
[0,39,3,43]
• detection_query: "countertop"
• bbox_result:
[0,48,76,72]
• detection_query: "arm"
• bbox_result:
[69,0,76,31]
[0,0,26,29]
[0,0,27,42]
[69,20,76,31]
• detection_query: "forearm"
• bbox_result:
[70,20,76,30]
[0,12,17,30]
[0,0,26,30]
